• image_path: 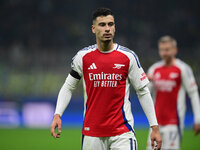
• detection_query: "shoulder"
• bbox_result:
[149,61,164,70]
[147,61,164,76]
[175,59,191,69]
[72,44,97,60]
[117,45,138,58]
[79,44,97,51]
[117,44,141,68]
[175,59,194,76]
[77,44,97,55]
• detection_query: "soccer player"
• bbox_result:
[51,8,162,150]
[146,35,200,150]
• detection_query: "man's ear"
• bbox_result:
[92,25,95,34]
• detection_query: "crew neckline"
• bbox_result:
[162,58,177,67]
[97,43,118,53]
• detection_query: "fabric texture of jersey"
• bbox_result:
[71,44,149,137]
[148,59,198,130]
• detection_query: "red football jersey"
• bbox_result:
[71,44,149,137]
[148,59,197,128]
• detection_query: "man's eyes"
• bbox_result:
[98,22,114,26]
[99,23,106,26]
[108,22,114,26]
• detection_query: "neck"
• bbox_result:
[97,40,114,52]
[165,58,176,66]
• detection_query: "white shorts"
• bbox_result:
[82,131,137,150]
[147,125,181,150]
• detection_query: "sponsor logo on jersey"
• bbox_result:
[88,72,123,87]
[89,72,122,80]
[140,72,147,81]
[169,72,179,79]
[155,80,176,92]
[88,63,97,70]
[113,64,125,69]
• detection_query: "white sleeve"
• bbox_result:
[147,82,155,101]
[136,86,158,126]
[128,54,149,90]
[188,90,200,124]
[71,51,83,77]
[54,74,80,116]
[147,82,153,91]
[182,64,198,93]
[181,64,200,123]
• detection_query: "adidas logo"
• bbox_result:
[88,63,97,70]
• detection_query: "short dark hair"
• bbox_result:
[92,7,114,22]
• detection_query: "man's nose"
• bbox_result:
[105,25,110,32]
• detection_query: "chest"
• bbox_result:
[82,51,130,79]
[153,66,182,92]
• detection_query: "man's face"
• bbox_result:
[92,15,115,42]
[159,42,177,62]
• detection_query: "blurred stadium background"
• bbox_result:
[0,0,200,149]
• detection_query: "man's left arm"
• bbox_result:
[136,86,162,150]
[188,90,200,135]
[128,53,162,149]
[182,64,200,135]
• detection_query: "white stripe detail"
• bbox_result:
[88,63,97,70]
[92,63,97,69]
[90,65,94,69]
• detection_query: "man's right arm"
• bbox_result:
[54,73,80,116]
[51,73,80,138]
[51,49,82,138]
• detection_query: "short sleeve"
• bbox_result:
[71,52,82,77]
[128,54,149,90]
[182,64,198,93]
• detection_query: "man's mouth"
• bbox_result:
[103,34,112,38]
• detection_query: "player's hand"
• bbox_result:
[51,114,62,139]
[193,124,200,136]
[147,74,152,81]
[150,125,162,150]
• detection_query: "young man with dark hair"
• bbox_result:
[51,8,162,150]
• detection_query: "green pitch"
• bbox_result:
[0,128,199,150]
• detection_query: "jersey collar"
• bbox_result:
[97,43,118,53]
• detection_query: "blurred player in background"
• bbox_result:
[51,7,162,150]
[146,35,200,150]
